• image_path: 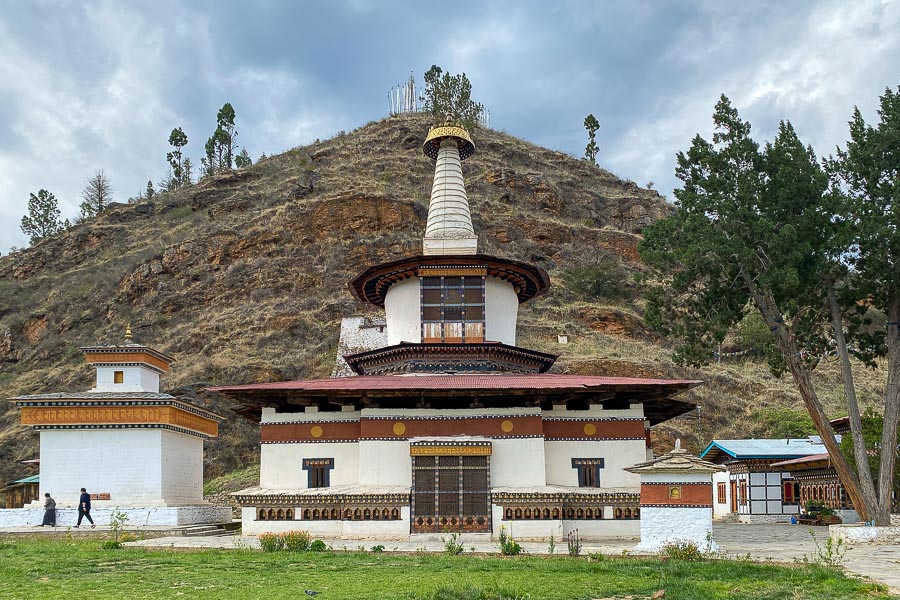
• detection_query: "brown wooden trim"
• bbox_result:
[361,415,543,439]
[543,419,645,440]
[261,421,361,442]
[83,351,170,373]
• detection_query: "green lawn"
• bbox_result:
[0,540,890,600]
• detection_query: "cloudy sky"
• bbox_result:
[1,0,898,253]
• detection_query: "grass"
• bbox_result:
[0,540,890,600]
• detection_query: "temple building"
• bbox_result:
[211,119,700,540]
[3,329,231,526]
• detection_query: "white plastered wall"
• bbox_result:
[634,507,717,552]
[91,365,160,393]
[160,431,205,504]
[484,277,518,345]
[260,443,360,489]
[241,506,412,538]
[543,406,647,489]
[712,470,731,519]
[40,429,165,505]
[384,278,421,345]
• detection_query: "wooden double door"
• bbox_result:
[411,455,491,533]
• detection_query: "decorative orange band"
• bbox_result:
[419,268,487,277]
[640,483,712,506]
[20,405,217,437]
[83,351,170,372]
[409,445,492,456]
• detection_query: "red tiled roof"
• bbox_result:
[208,374,701,392]
[770,453,831,468]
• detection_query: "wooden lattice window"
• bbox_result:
[411,454,490,532]
[783,480,800,505]
[717,482,727,504]
[420,275,485,343]
[738,480,748,506]
[113,370,124,384]
[303,458,334,488]
[572,458,605,488]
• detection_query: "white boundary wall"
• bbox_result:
[0,505,231,527]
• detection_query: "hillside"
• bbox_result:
[0,112,886,485]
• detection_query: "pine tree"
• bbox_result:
[420,66,485,129]
[145,180,155,201]
[166,127,188,189]
[235,147,252,169]
[583,114,600,164]
[79,170,113,218]
[216,103,238,169]
[20,189,68,244]
[181,158,194,186]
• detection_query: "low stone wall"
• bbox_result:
[0,505,232,527]
[737,514,793,524]
[829,524,900,545]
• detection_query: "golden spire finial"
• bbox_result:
[124,324,133,343]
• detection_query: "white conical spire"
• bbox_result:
[423,138,478,255]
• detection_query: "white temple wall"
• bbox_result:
[635,506,716,552]
[712,470,731,519]
[484,278,518,345]
[90,365,159,393]
[490,438,545,487]
[260,408,361,424]
[358,440,411,486]
[160,431,205,504]
[384,278,422,345]
[260,443,360,489]
[544,439,644,488]
[39,429,164,505]
[241,506,412,538]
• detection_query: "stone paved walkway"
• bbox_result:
[119,523,900,594]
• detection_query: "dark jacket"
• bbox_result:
[79,492,91,511]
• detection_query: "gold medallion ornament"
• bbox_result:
[392,422,407,436]
[310,425,323,438]
[501,420,514,433]
[583,423,597,436]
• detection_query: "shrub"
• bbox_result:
[310,539,327,552]
[282,530,311,552]
[498,525,522,556]
[258,533,286,552]
[370,544,385,553]
[102,540,122,550]
[661,539,703,561]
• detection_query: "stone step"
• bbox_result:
[183,525,227,537]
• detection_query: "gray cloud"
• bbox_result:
[1,0,897,252]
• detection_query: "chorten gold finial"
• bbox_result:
[124,324,133,343]
[423,119,475,161]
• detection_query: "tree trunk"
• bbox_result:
[878,298,900,525]
[826,276,880,517]
[742,272,874,522]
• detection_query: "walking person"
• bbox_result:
[75,487,95,528]
[39,493,56,527]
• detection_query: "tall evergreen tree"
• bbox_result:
[826,85,900,518]
[235,147,252,169]
[166,127,188,188]
[638,94,898,523]
[584,114,600,164]
[145,180,155,201]
[79,170,113,218]
[216,103,238,169]
[420,66,484,129]
[20,189,67,244]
